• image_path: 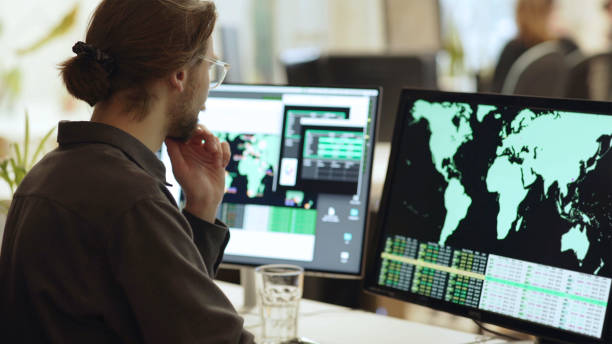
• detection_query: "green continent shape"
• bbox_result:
[257,134,281,177]
[500,109,611,197]
[439,179,473,245]
[486,156,530,240]
[214,132,227,142]
[237,154,264,197]
[411,100,474,180]
[228,133,240,142]
[411,100,474,245]
[477,105,497,122]
[235,134,281,198]
[561,225,590,261]
[487,109,612,243]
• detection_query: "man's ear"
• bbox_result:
[169,68,188,93]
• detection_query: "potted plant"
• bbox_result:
[0,111,56,229]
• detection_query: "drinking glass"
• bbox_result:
[255,264,304,344]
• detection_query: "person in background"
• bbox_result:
[604,0,612,42]
[0,0,254,343]
[491,0,580,93]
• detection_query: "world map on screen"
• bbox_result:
[392,100,612,275]
[215,132,281,199]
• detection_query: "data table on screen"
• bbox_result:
[446,250,487,308]
[378,236,419,291]
[411,243,452,299]
[480,255,610,338]
[302,129,363,182]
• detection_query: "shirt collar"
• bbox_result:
[56,121,170,186]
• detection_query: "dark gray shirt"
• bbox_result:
[0,121,254,343]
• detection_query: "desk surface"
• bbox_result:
[216,280,507,344]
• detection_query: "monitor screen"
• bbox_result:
[161,84,379,276]
[364,89,612,343]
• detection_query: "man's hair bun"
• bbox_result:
[60,53,112,107]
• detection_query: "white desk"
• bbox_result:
[216,281,507,344]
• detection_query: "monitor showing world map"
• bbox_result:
[365,90,612,343]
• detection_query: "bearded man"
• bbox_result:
[0,1,254,343]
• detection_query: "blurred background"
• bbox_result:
[1,0,612,337]
[0,0,610,140]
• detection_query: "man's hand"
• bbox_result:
[165,124,230,223]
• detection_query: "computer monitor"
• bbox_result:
[161,84,380,278]
[364,89,612,343]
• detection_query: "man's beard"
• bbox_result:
[166,85,200,142]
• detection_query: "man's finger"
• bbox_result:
[194,126,220,154]
[221,141,230,167]
[204,133,220,155]
[187,127,206,146]
[213,136,221,156]
[199,125,216,143]
[165,139,186,172]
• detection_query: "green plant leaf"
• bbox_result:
[0,68,22,104]
[12,143,22,167]
[29,126,56,169]
[14,169,26,186]
[0,159,7,172]
[0,160,13,191]
[0,160,8,178]
[7,158,17,175]
[0,199,10,213]
[0,113,57,196]
[7,158,23,191]
[23,111,30,167]
[11,162,26,187]
[17,4,79,55]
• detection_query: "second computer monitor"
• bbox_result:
[365,89,612,343]
[163,84,379,277]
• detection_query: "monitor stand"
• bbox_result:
[239,267,257,313]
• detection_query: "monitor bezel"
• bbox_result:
[363,88,612,343]
[212,82,382,279]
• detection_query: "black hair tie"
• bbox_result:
[72,41,116,75]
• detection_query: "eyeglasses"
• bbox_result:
[199,56,230,89]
